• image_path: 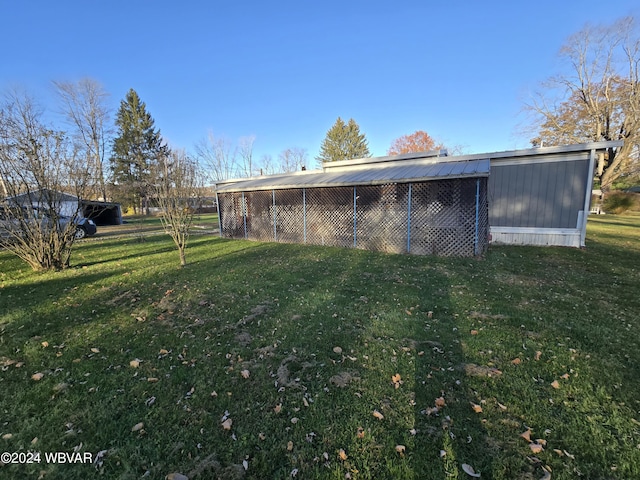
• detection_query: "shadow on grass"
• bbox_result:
[16,232,640,478]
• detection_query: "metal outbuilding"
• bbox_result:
[215,141,623,255]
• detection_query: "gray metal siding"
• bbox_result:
[488,159,589,229]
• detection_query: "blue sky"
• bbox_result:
[2,1,639,166]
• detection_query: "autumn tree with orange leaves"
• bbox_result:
[387,130,445,156]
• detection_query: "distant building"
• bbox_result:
[5,189,122,225]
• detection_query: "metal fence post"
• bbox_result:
[241,192,247,239]
[353,187,357,248]
[407,183,412,253]
[303,188,307,244]
[215,192,222,237]
[474,179,480,255]
[272,190,277,241]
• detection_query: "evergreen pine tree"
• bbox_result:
[110,89,168,213]
[316,117,371,163]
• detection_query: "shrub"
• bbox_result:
[603,191,639,214]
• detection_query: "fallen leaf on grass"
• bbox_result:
[258,432,266,441]
[540,468,552,480]
[561,373,570,380]
[333,346,343,354]
[221,418,232,430]
[497,402,507,410]
[147,377,159,383]
[462,463,481,477]
[130,359,141,368]
[395,445,406,457]
[529,443,544,454]
[470,329,479,335]
[471,403,483,413]
[356,427,365,439]
[274,404,282,414]
[534,351,542,361]
[166,473,188,480]
[435,397,446,408]
[338,448,348,460]
[31,372,44,381]
[287,441,294,451]
[511,358,522,365]
[520,429,532,442]
[550,380,560,389]
[392,373,402,388]
[563,450,575,459]
[553,449,564,456]
[90,347,100,353]
[240,369,250,379]
[41,341,49,348]
[423,406,439,416]
[131,422,144,432]
[373,410,384,420]
[2,433,12,440]
[159,349,169,355]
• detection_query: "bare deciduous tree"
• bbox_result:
[257,153,276,175]
[195,132,238,182]
[527,17,640,191]
[53,78,111,201]
[153,149,203,267]
[278,147,308,173]
[237,135,256,177]
[0,90,92,271]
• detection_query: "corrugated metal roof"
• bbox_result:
[215,159,490,193]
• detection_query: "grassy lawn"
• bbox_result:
[0,214,639,479]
